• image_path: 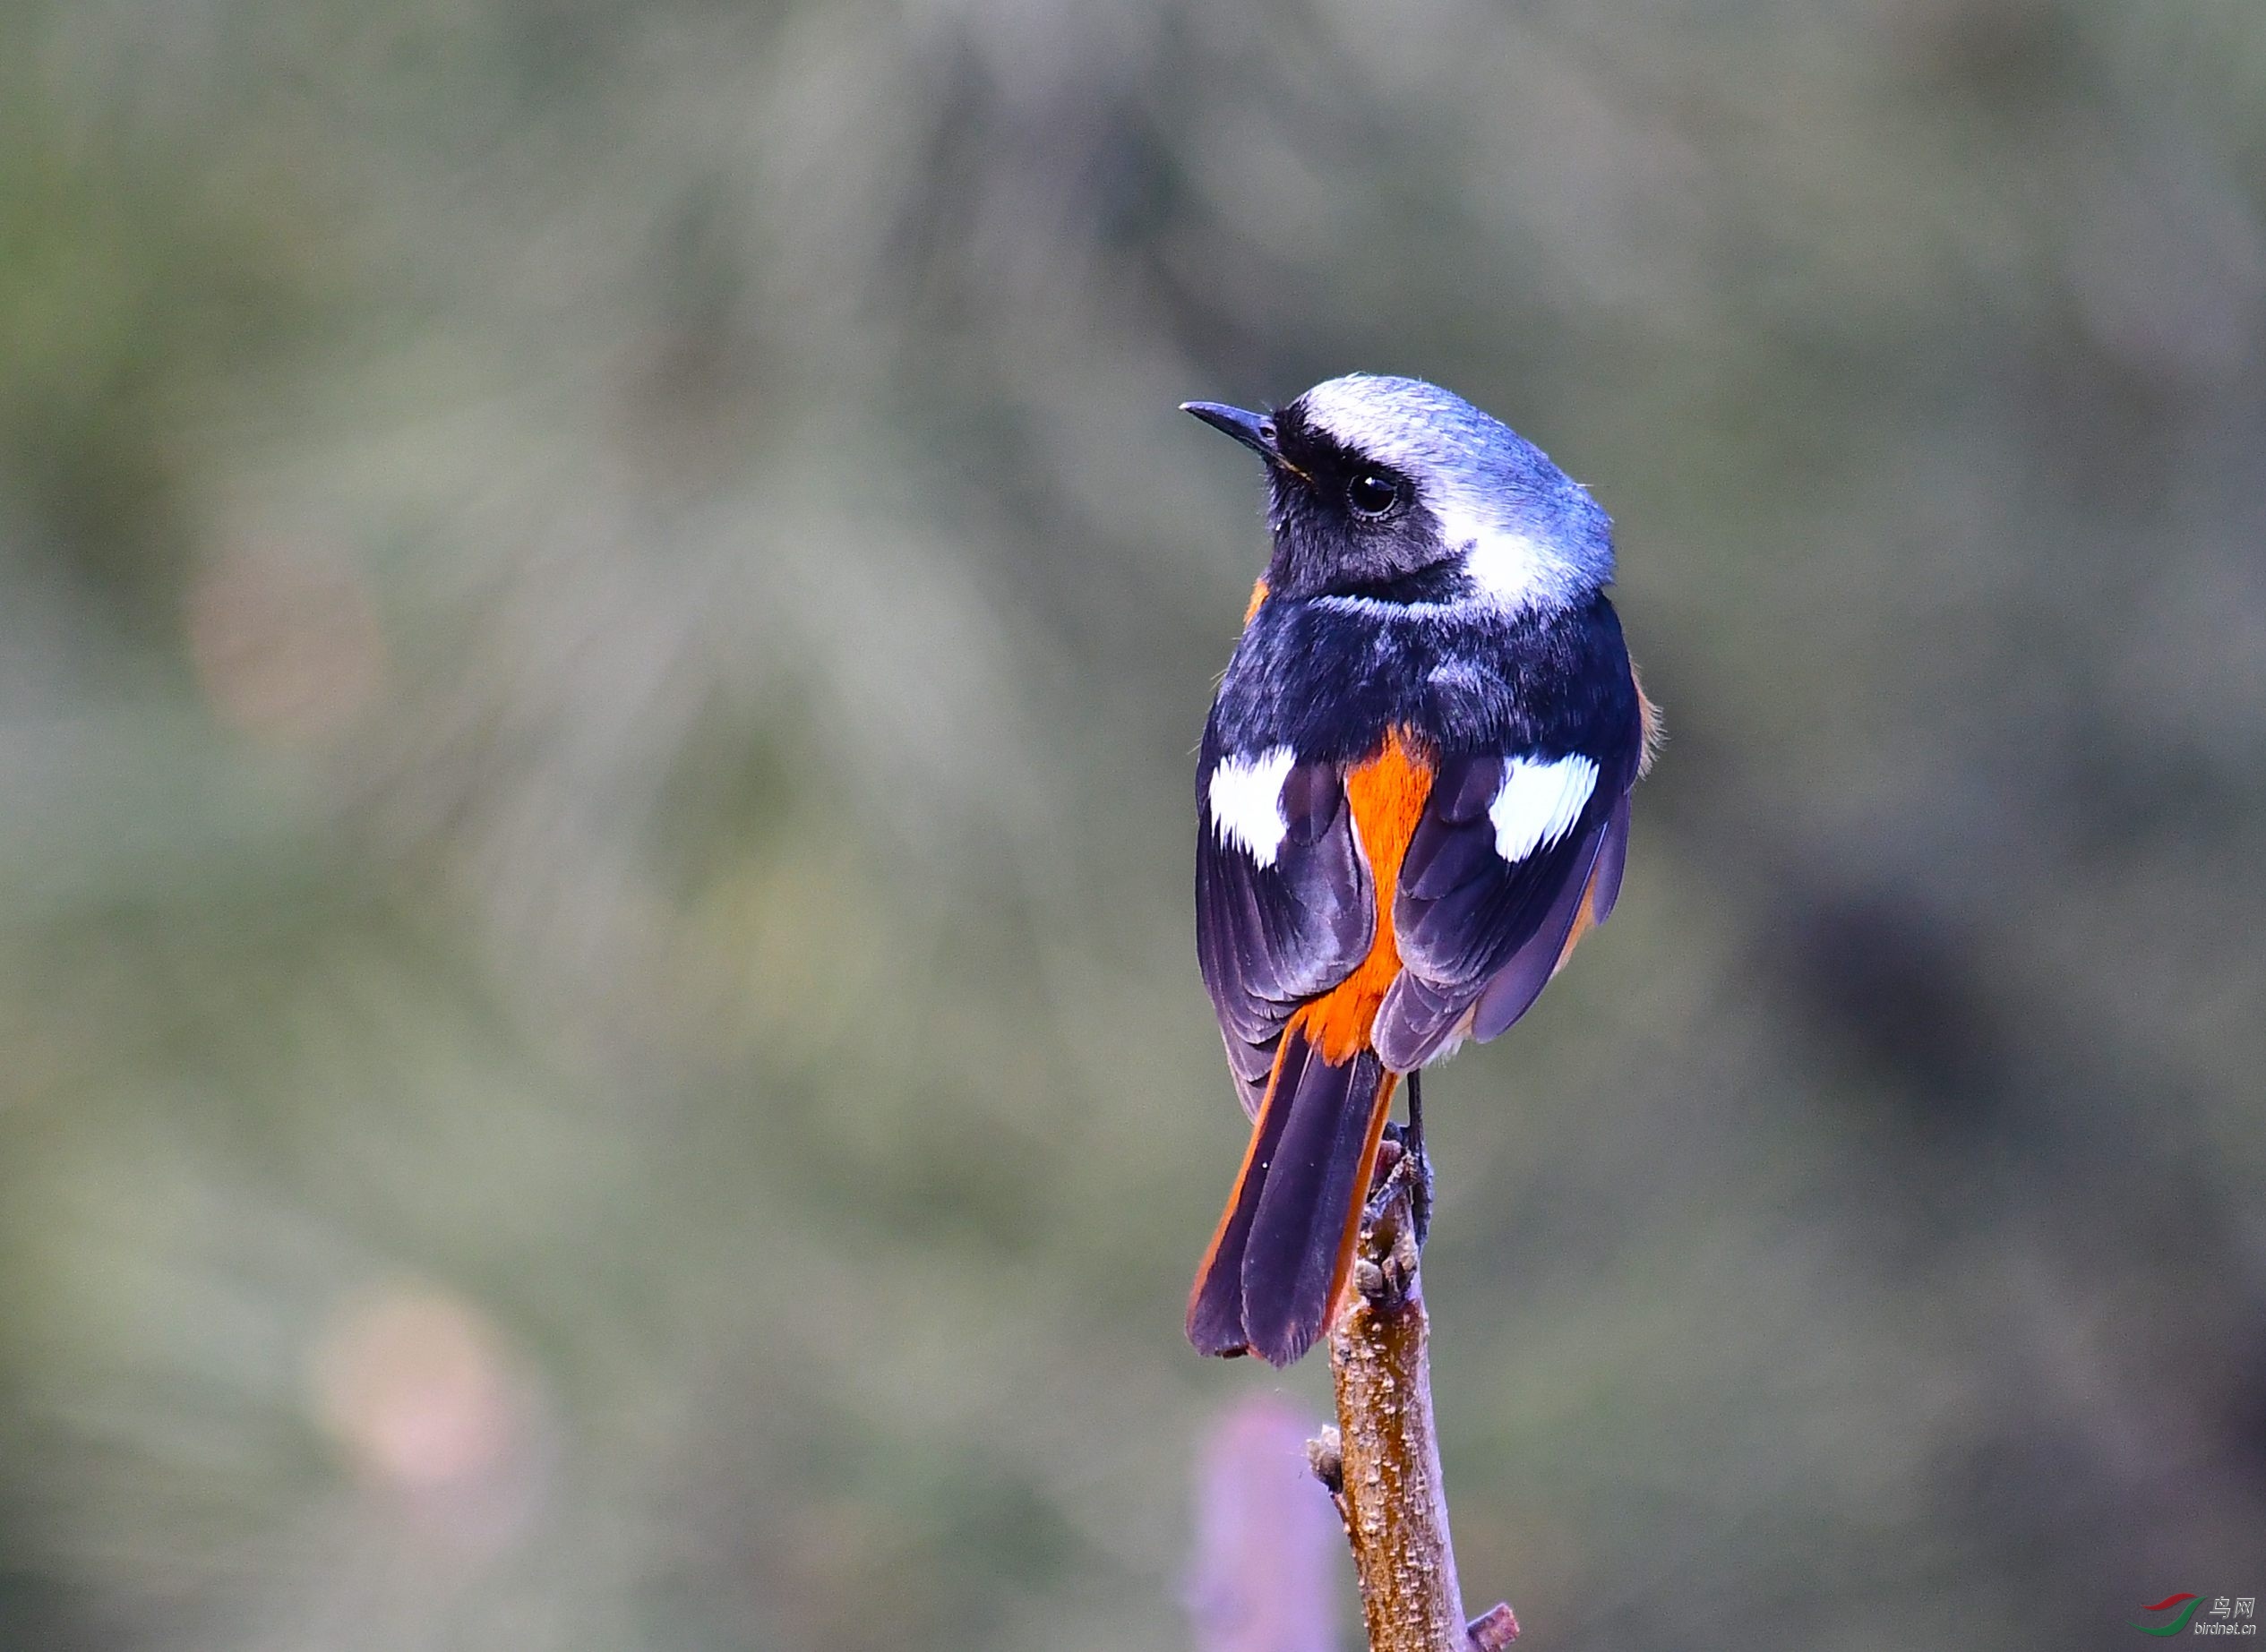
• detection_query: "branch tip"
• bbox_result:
[1305,1426,1344,1496]
[1326,1138,1477,1650]
[1466,1602,1520,1648]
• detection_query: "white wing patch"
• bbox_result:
[1489,755,1598,862]
[1208,746,1298,868]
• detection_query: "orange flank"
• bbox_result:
[1556,862,1606,972]
[1242,577,1269,627]
[1295,728,1433,1063]
[1634,662,1664,776]
[1555,662,1658,969]
[1559,659,1657,968]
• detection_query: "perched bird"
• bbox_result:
[1181,374,1657,1366]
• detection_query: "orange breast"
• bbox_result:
[1295,728,1432,1064]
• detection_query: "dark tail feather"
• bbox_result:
[1186,1039,1304,1357]
[1187,1023,1398,1366]
[1243,1040,1396,1365]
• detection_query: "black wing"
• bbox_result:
[1195,758,1373,1116]
[1370,751,1633,1072]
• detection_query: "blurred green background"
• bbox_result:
[4,0,2263,1647]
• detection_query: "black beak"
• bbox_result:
[1181,400,1280,462]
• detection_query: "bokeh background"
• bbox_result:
[4,0,2264,1647]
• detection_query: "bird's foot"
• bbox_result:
[1375,1121,1435,1250]
[1360,1127,1430,1308]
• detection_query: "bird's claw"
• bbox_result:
[1359,1126,1433,1307]
[1373,1122,1435,1249]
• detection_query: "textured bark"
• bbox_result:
[1316,1151,1516,1651]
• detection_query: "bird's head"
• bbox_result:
[1183,374,1613,613]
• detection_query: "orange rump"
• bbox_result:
[1297,728,1431,1063]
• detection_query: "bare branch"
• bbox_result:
[1318,1144,1517,1651]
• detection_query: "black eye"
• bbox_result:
[1347,472,1402,519]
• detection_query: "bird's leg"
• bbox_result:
[1403,1069,1433,1248]
[1371,1072,1436,1248]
